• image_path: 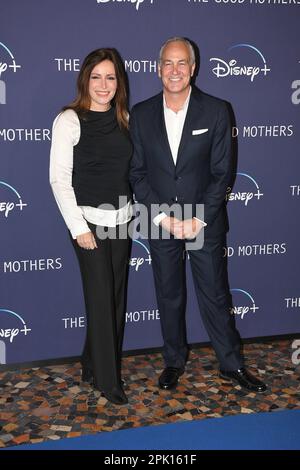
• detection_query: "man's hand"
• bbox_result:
[160,217,183,238]
[160,217,203,239]
[182,218,203,239]
[171,218,203,240]
[76,231,98,250]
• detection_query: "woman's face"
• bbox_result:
[88,60,117,111]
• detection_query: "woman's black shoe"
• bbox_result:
[81,368,93,383]
[93,383,128,405]
[101,389,128,405]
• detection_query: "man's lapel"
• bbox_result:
[176,89,203,168]
[154,94,175,168]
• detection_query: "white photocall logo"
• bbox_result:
[0,309,31,347]
[129,239,152,272]
[210,44,270,82]
[231,289,259,320]
[226,173,263,206]
[0,42,21,104]
[96,0,154,11]
[0,181,27,217]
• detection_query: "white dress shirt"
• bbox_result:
[49,110,132,239]
[164,89,191,165]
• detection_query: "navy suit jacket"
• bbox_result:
[129,87,233,237]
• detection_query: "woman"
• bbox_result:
[49,48,132,405]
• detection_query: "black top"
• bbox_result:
[72,107,133,210]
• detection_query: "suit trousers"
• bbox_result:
[71,222,130,392]
[149,233,243,371]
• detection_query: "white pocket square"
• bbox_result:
[192,128,208,135]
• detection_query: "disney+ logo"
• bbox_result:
[0,42,21,105]
[210,44,270,82]
[96,0,154,12]
[0,181,27,217]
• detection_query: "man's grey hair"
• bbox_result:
[159,37,196,65]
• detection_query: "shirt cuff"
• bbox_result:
[70,222,91,239]
[193,217,207,227]
[153,212,168,226]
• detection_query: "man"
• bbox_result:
[130,37,266,393]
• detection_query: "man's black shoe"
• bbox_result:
[159,367,184,390]
[220,367,267,393]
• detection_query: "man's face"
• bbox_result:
[158,41,195,96]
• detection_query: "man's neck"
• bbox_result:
[164,87,191,113]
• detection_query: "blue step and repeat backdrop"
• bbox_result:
[1,0,299,365]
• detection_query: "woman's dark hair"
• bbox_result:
[63,48,129,129]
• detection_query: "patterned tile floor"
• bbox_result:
[0,339,299,448]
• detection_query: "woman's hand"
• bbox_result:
[76,231,98,250]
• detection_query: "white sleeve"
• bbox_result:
[49,109,90,239]
[153,212,168,226]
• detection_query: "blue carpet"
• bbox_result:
[5,410,300,450]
